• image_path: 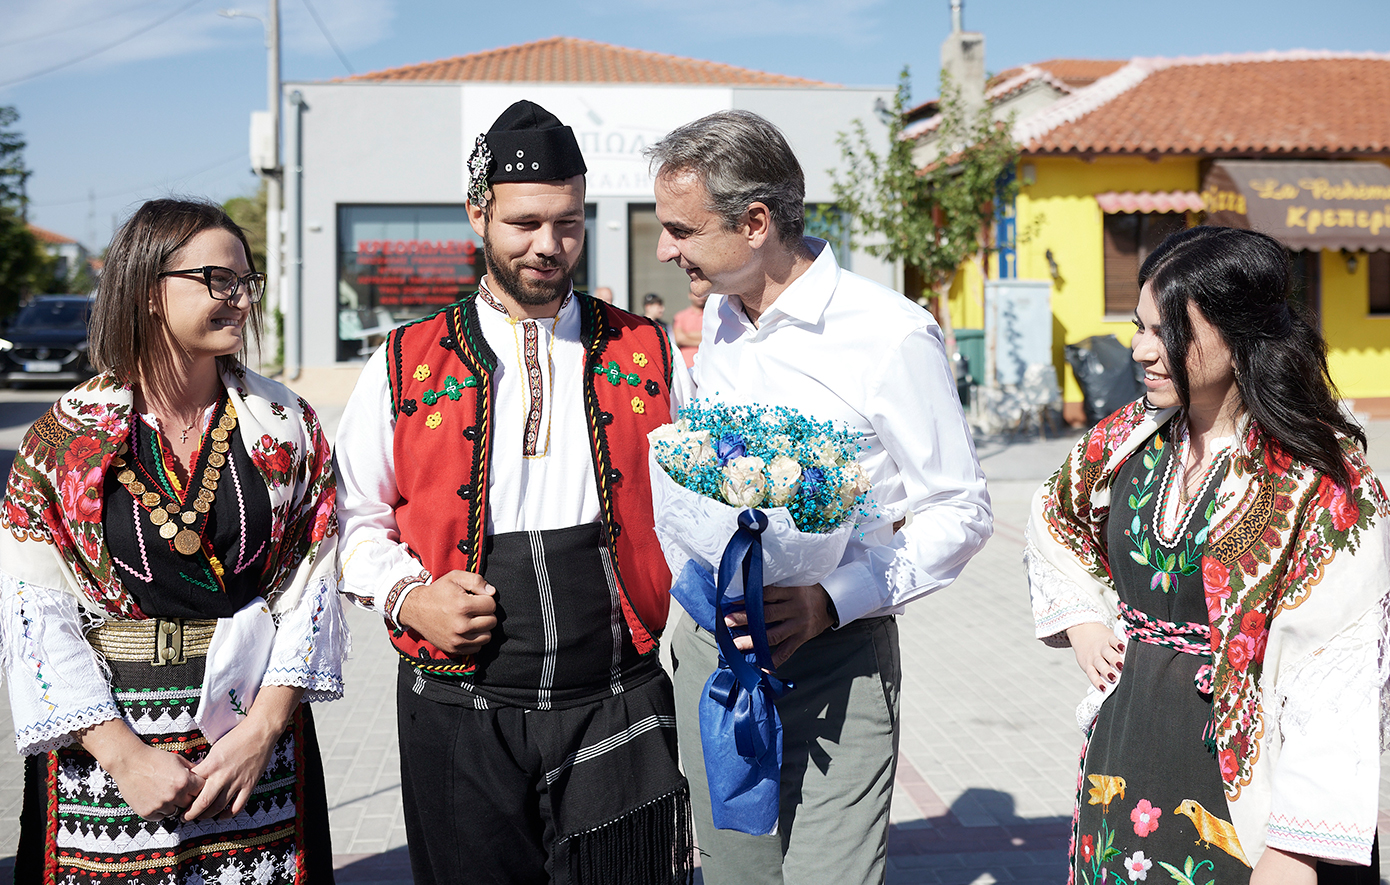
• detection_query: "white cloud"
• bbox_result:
[0,0,395,85]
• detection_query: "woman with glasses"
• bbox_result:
[1026,226,1387,885]
[0,199,346,885]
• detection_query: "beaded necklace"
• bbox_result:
[1154,422,1231,547]
[116,400,238,556]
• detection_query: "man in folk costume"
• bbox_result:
[335,101,695,885]
[648,111,992,884]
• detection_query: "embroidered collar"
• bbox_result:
[477,277,572,321]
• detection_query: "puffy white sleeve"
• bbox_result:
[1264,599,1385,865]
[263,571,349,702]
[1,571,121,755]
[334,345,435,625]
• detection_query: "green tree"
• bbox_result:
[224,182,281,371]
[830,67,1018,348]
[0,107,46,319]
[223,181,268,273]
[0,106,30,208]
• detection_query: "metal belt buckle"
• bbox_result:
[152,618,185,666]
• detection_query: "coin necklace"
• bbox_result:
[115,401,238,557]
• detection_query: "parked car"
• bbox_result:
[0,295,96,386]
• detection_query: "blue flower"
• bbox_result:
[716,434,747,465]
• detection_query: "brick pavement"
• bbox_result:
[3,385,1390,883]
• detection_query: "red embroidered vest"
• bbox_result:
[384,293,675,674]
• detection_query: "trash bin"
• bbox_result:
[1064,334,1144,426]
[951,329,984,407]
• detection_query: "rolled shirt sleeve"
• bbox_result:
[819,325,993,625]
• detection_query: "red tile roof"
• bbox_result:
[989,59,1126,91]
[28,224,76,245]
[1016,51,1390,156]
[345,36,834,87]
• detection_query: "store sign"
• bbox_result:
[462,85,734,198]
[1201,160,1390,251]
[351,238,480,308]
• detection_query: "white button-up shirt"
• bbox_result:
[692,238,992,625]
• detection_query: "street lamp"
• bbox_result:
[220,3,282,372]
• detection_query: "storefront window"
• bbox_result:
[337,204,594,361]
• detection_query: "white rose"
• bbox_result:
[686,429,717,468]
[647,419,689,447]
[809,436,844,468]
[837,462,872,506]
[768,434,794,455]
[720,456,767,508]
[765,455,803,506]
[648,420,689,471]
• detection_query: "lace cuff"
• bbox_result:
[265,575,350,703]
[1,571,122,755]
[1265,815,1377,866]
[1024,542,1108,647]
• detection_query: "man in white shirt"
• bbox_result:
[335,101,694,885]
[648,110,992,884]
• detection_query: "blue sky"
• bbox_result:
[3,0,1387,250]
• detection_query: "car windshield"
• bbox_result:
[11,300,89,330]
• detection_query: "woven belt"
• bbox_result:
[1118,601,1213,693]
[87,618,217,666]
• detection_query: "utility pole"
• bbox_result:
[221,3,282,371]
[265,0,281,339]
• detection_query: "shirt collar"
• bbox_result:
[734,237,839,329]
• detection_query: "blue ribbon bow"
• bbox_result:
[670,509,794,835]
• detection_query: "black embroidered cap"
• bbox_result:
[467,100,587,206]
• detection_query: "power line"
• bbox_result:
[0,0,206,89]
[0,0,169,51]
[299,0,354,75]
[33,150,246,207]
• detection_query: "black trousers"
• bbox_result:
[397,660,689,885]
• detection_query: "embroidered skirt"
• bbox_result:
[13,645,333,885]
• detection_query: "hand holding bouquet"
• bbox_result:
[647,402,872,834]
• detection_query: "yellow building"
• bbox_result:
[914,52,1390,421]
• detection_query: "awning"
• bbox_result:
[1201,160,1390,252]
[1096,191,1206,214]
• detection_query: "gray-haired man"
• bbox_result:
[648,110,992,883]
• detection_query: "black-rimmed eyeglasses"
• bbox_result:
[158,266,266,304]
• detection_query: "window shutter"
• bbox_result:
[1103,214,1140,315]
[1369,251,1390,315]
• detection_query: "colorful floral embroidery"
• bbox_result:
[1155,857,1215,885]
[632,352,648,367]
[425,412,443,429]
[421,374,477,405]
[413,363,432,382]
[1122,850,1152,881]
[595,360,640,387]
[1130,799,1161,837]
[630,396,645,415]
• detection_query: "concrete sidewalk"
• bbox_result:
[1,385,1388,883]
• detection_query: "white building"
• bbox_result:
[280,37,894,390]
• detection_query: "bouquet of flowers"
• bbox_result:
[647,402,872,835]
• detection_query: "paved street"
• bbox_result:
[1,382,1388,884]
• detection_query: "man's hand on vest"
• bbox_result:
[399,571,498,657]
[724,583,836,669]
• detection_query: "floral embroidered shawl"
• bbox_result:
[1025,398,1390,865]
[1,366,338,620]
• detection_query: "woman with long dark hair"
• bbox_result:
[1026,225,1388,885]
[1,199,346,884]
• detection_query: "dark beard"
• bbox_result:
[482,229,575,306]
